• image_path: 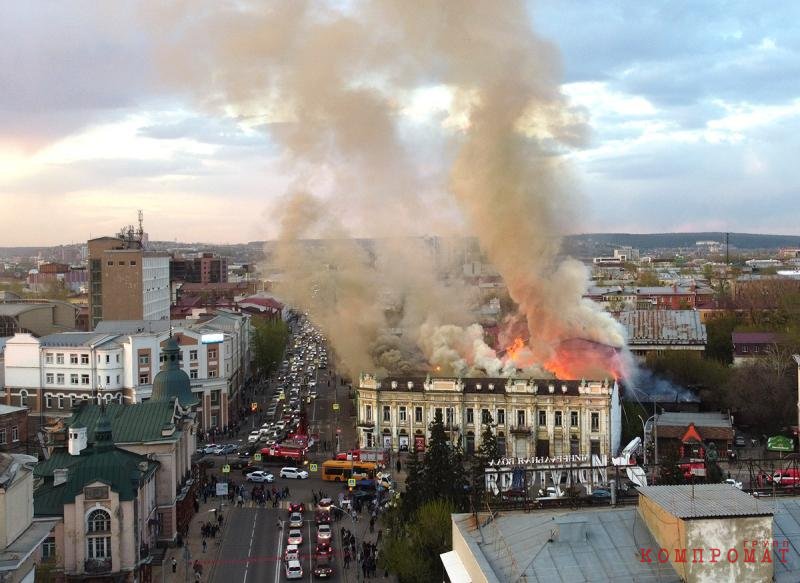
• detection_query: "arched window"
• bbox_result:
[19,390,28,407]
[86,509,111,561]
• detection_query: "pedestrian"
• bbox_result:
[396,459,401,473]
[171,557,177,573]
[202,539,207,553]
[195,572,201,582]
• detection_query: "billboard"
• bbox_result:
[201,333,225,344]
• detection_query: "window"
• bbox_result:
[45,353,53,364]
[754,345,760,353]
[383,406,390,422]
[435,407,443,421]
[190,350,198,361]
[116,375,120,384]
[42,537,56,560]
[516,410,525,427]
[190,369,198,379]
[70,354,79,364]
[19,391,28,407]
[481,409,490,424]
[56,353,64,364]
[742,345,749,353]
[57,373,65,385]
[139,374,149,385]
[210,391,219,404]
[0,429,5,444]
[591,412,600,431]
[107,260,113,266]
[139,355,150,365]
[538,410,546,426]
[105,355,110,363]
[81,374,90,385]
[130,260,136,266]
[87,510,112,559]
[45,395,53,408]
[366,405,373,422]
[70,395,76,408]
[11,426,18,442]
[81,354,89,365]
[415,407,423,423]
[466,408,474,424]
[590,440,601,455]
[211,415,219,428]
[445,407,454,426]
[115,354,120,363]
[208,349,217,360]
[58,395,64,409]
[497,409,505,425]
[105,376,110,385]
[46,373,54,384]
[571,411,579,427]
[208,370,217,378]
[555,411,562,427]
[118,261,124,266]
[399,406,407,422]
[70,374,78,385]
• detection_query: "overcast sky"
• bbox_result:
[1,1,798,245]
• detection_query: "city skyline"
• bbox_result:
[2,2,800,245]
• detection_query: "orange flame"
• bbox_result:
[506,337,525,360]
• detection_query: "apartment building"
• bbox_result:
[88,237,170,329]
[356,374,620,459]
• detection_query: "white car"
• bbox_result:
[725,478,743,490]
[287,529,303,545]
[247,431,261,444]
[285,559,303,580]
[284,544,300,562]
[280,467,309,480]
[289,512,303,528]
[202,444,219,454]
[246,470,274,483]
[317,524,332,542]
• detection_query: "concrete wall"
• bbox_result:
[4,335,41,389]
[0,464,33,548]
[638,495,688,580]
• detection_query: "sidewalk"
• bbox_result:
[152,497,232,583]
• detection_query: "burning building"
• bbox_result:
[356,373,620,459]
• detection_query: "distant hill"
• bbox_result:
[565,232,800,252]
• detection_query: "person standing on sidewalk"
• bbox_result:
[171,557,177,573]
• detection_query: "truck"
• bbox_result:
[334,448,390,466]
[260,444,306,464]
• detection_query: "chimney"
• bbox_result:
[68,426,87,456]
[53,468,69,486]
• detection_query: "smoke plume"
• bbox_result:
[144,1,625,379]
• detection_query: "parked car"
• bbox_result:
[289,512,303,528]
[281,467,309,480]
[202,444,220,454]
[246,470,275,483]
[288,529,303,545]
[591,489,612,503]
[725,478,743,489]
[221,444,238,455]
[316,524,332,542]
[285,559,303,580]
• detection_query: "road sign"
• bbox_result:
[332,403,340,411]
[215,482,228,496]
[222,464,230,474]
[347,478,356,487]
[310,463,318,472]
[253,453,262,461]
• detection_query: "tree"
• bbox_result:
[251,318,289,377]
[636,270,660,286]
[380,499,455,583]
[469,413,500,511]
[723,362,794,433]
[400,449,425,519]
[705,314,738,364]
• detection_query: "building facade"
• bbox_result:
[0,405,28,455]
[88,237,170,330]
[356,374,620,459]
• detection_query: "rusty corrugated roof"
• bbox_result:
[617,310,707,345]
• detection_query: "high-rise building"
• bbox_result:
[88,237,170,329]
[170,252,228,284]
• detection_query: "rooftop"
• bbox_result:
[0,303,50,317]
[657,411,732,428]
[38,332,119,348]
[637,484,772,519]
[732,331,783,344]
[59,400,181,446]
[362,375,614,396]
[94,320,171,334]
[617,310,707,345]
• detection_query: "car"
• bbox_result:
[725,478,744,489]
[281,467,309,480]
[309,390,318,399]
[317,498,333,511]
[209,445,225,455]
[313,555,334,579]
[202,444,220,454]
[315,510,331,525]
[285,559,303,580]
[735,435,747,447]
[288,529,303,545]
[229,459,250,470]
[284,544,300,562]
[315,542,333,559]
[289,502,306,514]
[289,512,303,528]
[246,470,275,483]
[221,444,238,455]
[248,431,261,444]
[591,489,612,502]
[316,524,332,542]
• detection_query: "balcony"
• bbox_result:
[85,558,113,574]
[510,425,532,435]
[357,421,375,428]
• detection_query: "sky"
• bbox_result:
[1,1,799,246]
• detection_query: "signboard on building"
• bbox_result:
[201,333,225,344]
[414,435,426,452]
[484,455,610,499]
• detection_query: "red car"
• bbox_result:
[289,502,305,514]
[315,542,334,559]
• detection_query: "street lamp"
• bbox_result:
[638,414,656,466]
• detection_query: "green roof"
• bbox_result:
[152,336,200,407]
[67,401,181,444]
[34,448,159,516]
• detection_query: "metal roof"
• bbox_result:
[0,303,49,317]
[95,320,171,334]
[657,412,732,429]
[618,310,707,345]
[38,332,119,348]
[637,484,772,519]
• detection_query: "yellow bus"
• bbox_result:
[321,460,378,482]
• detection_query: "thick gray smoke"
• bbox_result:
[144,1,625,379]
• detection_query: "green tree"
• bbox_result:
[400,449,425,519]
[380,499,454,583]
[469,413,500,511]
[251,318,289,377]
[636,270,660,286]
[705,314,738,364]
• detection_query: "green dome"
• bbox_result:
[152,336,199,408]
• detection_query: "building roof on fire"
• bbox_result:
[637,484,772,519]
[365,376,612,396]
[617,310,707,346]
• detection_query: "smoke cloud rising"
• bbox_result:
[145,1,626,379]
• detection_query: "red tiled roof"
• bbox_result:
[732,332,782,344]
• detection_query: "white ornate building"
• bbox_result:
[356,374,621,458]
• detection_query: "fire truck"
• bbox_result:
[260,444,307,464]
[335,448,390,466]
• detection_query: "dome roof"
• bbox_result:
[151,336,199,408]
